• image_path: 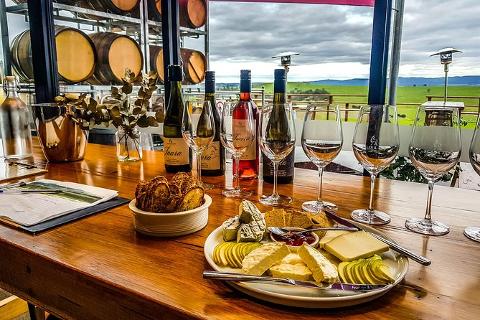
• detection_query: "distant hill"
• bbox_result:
[310,76,480,86]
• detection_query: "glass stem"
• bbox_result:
[272,161,279,198]
[424,180,434,221]
[317,166,324,204]
[196,151,203,184]
[368,173,377,212]
[234,154,241,191]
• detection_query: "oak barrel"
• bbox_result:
[89,32,143,84]
[150,46,206,84]
[149,0,207,29]
[56,0,140,15]
[11,27,96,84]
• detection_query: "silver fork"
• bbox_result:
[268,226,358,237]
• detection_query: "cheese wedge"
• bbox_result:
[280,253,304,265]
[298,244,338,283]
[270,263,313,281]
[324,231,389,262]
[242,243,289,276]
[319,230,351,248]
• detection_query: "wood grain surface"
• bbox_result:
[0,142,479,320]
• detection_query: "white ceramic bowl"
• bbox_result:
[129,194,212,237]
[269,227,320,252]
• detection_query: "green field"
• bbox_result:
[256,83,480,127]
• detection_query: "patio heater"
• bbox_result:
[430,48,462,103]
[272,52,300,77]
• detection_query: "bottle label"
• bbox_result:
[201,141,221,170]
[164,137,190,165]
[232,119,256,161]
[263,150,295,178]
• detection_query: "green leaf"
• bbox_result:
[109,106,120,118]
[122,82,133,95]
[132,107,142,115]
[155,110,164,122]
[147,116,158,127]
[136,115,149,128]
[88,99,97,112]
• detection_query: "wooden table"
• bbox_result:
[0,143,479,320]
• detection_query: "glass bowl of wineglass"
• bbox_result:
[464,113,480,242]
[406,106,462,236]
[258,102,296,206]
[219,102,255,197]
[301,105,343,212]
[181,100,215,189]
[351,105,400,225]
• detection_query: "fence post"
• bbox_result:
[345,103,349,122]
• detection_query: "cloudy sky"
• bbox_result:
[206,0,480,82]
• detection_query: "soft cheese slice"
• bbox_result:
[222,216,241,241]
[242,243,289,276]
[270,263,313,281]
[298,244,338,283]
[280,253,304,265]
[324,231,389,262]
[319,230,351,248]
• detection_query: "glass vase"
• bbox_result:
[116,126,142,162]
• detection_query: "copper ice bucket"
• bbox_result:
[31,103,88,162]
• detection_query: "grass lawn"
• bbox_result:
[256,83,480,127]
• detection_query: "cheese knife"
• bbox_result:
[323,208,432,266]
[203,271,387,292]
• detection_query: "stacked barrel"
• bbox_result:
[9,0,207,85]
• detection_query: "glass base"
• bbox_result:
[351,209,391,225]
[464,227,480,242]
[302,200,337,213]
[405,217,449,236]
[259,194,292,206]
[222,188,252,198]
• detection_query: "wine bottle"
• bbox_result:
[233,70,258,179]
[201,71,225,176]
[163,65,192,173]
[263,69,295,184]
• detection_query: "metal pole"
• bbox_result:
[205,0,210,69]
[140,0,150,74]
[388,0,405,108]
[444,64,449,103]
[161,0,180,105]
[368,0,393,106]
[0,0,12,76]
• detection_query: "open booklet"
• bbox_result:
[0,179,118,227]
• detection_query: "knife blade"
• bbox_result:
[323,208,431,266]
[203,271,387,292]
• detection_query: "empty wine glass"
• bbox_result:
[464,114,480,242]
[301,105,343,212]
[351,105,400,225]
[181,100,215,189]
[259,103,296,206]
[220,102,255,197]
[406,106,462,236]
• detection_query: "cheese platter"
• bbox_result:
[204,200,409,308]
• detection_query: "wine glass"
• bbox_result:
[301,105,343,212]
[351,105,400,225]
[219,102,255,197]
[406,106,461,236]
[181,100,215,189]
[464,114,480,242]
[258,103,296,206]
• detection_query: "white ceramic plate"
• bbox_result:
[204,222,408,308]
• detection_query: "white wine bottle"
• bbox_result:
[201,71,225,176]
[163,65,192,173]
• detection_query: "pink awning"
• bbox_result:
[209,0,375,7]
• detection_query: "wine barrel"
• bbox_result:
[89,32,143,84]
[56,0,140,15]
[150,47,206,85]
[148,0,207,29]
[10,27,96,84]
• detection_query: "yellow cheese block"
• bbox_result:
[242,243,289,276]
[298,244,338,283]
[279,253,304,265]
[270,263,313,281]
[319,230,351,248]
[324,231,389,262]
